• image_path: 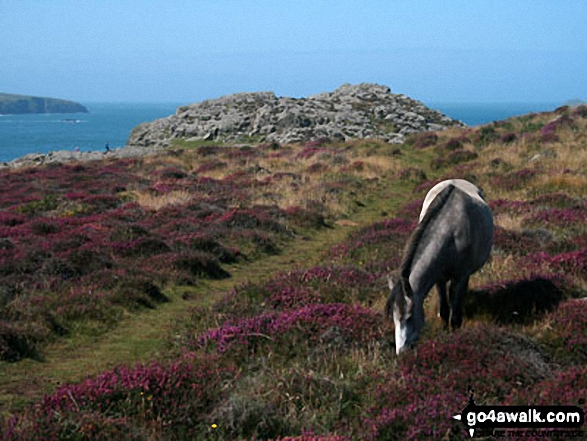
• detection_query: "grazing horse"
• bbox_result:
[385,179,493,354]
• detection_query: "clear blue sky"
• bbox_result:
[1,0,586,105]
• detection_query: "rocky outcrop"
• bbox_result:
[0,93,88,114]
[0,145,165,170]
[128,83,463,147]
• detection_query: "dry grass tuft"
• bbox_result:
[127,190,193,210]
[495,213,523,231]
[531,174,587,195]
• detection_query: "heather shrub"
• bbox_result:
[499,131,517,143]
[396,167,427,182]
[195,159,227,174]
[363,325,552,440]
[29,219,60,235]
[537,115,576,144]
[283,206,326,230]
[535,299,587,365]
[430,149,478,170]
[407,131,438,149]
[307,162,329,174]
[525,207,587,227]
[506,365,587,406]
[44,290,117,334]
[184,234,241,264]
[194,303,387,358]
[170,251,231,281]
[3,358,237,440]
[491,168,538,190]
[39,257,79,280]
[158,166,188,180]
[68,248,114,275]
[0,321,48,361]
[244,230,281,256]
[529,192,581,209]
[217,266,382,318]
[111,276,168,310]
[0,280,17,308]
[217,208,284,233]
[441,136,469,151]
[297,146,333,160]
[527,249,587,280]
[492,226,548,256]
[267,266,381,307]
[111,237,171,257]
[489,198,529,215]
[302,138,332,149]
[329,217,413,269]
[0,211,26,226]
[395,197,424,219]
[572,105,587,118]
[474,125,499,145]
[109,224,150,242]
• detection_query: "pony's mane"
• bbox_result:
[400,184,456,278]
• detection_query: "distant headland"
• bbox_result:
[0,93,88,115]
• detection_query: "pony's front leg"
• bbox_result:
[436,281,449,329]
[449,275,470,330]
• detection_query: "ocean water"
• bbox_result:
[429,102,558,127]
[0,101,558,163]
[0,102,180,163]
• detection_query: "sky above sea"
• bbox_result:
[0,1,586,105]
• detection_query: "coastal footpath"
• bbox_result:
[128,83,463,147]
[0,93,88,114]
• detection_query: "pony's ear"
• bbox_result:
[386,273,395,290]
[400,276,414,299]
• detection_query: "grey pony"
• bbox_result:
[385,179,493,354]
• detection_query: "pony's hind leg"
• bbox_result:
[437,281,449,329]
[449,275,470,330]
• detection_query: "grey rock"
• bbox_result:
[0,144,166,170]
[126,83,464,147]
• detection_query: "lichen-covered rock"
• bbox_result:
[127,83,463,148]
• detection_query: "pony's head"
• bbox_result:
[385,274,417,355]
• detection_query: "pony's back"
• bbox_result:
[419,179,485,222]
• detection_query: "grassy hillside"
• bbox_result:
[1,105,586,439]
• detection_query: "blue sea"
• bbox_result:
[429,102,558,127]
[0,103,180,163]
[0,101,558,163]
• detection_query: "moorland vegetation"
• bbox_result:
[1,105,586,440]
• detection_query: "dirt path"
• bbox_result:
[0,183,407,414]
